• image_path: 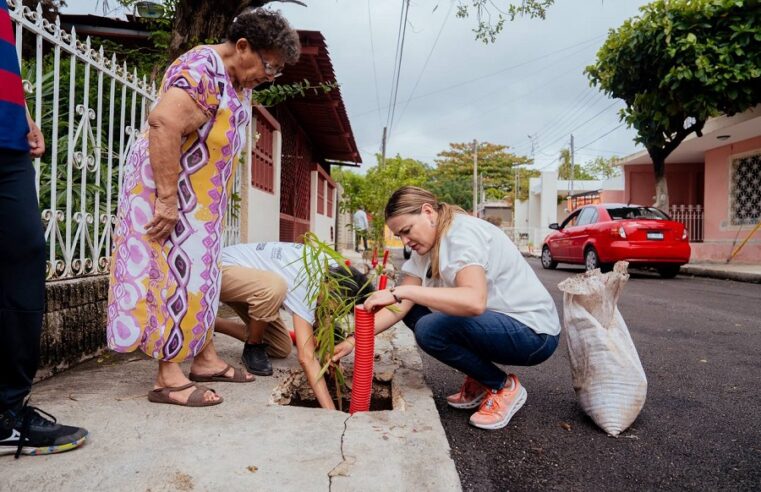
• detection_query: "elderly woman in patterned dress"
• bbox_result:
[107,9,300,406]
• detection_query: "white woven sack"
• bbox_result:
[557,261,647,437]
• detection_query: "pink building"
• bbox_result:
[621,106,761,263]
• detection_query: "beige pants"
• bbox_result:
[219,265,293,358]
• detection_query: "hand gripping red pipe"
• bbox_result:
[349,306,375,414]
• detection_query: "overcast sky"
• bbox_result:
[63,0,649,172]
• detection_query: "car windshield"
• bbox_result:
[607,207,669,220]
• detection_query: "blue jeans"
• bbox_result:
[404,305,559,390]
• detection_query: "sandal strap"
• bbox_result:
[210,364,233,378]
[156,382,196,395]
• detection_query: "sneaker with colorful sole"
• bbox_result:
[0,404,88,458]
[446,376,489,409]
[468,374,527,430]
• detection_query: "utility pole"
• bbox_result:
[472,139,478,216]
[380,126,388,167]
[570,134,575,202]
[519,134,537,208]
[479,173,485,210]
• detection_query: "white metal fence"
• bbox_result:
[10,1,241,280]
[669,204,704,242]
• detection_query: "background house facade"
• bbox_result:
[234,31,361,247]
[620,106,761,263]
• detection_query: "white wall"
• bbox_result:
[525,172,560,247]
[245,128,282,243]
[528,177,541,246]
[514,199,529,233]
[309,171,336,244]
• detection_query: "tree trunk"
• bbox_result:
[651,156,669,209]
[169,0,260,61]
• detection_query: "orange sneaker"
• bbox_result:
[446,376,488,409]
[468,374,527,430]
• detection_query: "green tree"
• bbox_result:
[557,148,595,180]
[586,0,761,208]
[584,155,622,180]
[364,155,429,245]
[430,141,532,210]
[456,0,555,43]
[333,155,429,247]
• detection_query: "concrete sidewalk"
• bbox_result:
[3,252,460,491]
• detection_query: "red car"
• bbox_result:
[541,204,691,278]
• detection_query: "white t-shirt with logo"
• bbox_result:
[401,214,561,336]
[221,242,326,325]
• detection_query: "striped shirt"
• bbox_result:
[0,0,29,152]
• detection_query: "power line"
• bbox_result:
[533,100,620,155]
[386,0,412,139]
[456,40,600,122]
[575,123,626,151]
[366,0,383,128]
[385,0,407,129]
[355,33,605,119]
[531,123,627,171]
[525,90,602,146]
[390,43,604,143]
[515,90,606,152]
[394,0,454,129]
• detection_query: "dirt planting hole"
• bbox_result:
[272,371,393,413]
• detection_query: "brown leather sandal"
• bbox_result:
[147,382,223,407]
[189,364,254,383]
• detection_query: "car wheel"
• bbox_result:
[658,265,680,279]
[403,245,412,259]
[584,247,600,271]
[541,246,557,269]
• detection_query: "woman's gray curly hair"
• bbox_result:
[227,8,301,64]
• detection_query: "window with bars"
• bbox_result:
[327,183,335,218]
[317,174,325,215]
[730,152,761,226]
[252,116,275,193]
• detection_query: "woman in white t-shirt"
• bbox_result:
[333,186,561,430]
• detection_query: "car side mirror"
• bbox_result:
[549,223,560,230]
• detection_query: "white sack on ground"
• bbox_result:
[557,261,647,437]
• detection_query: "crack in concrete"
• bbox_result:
[328,414,352,491]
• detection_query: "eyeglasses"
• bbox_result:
[255,50,283,79]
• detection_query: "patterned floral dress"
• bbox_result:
[107,46,251,362]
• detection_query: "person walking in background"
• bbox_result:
[353,206,369,252]
[333,186,561,430]
[0,0,87,458]
[106,8,301,407]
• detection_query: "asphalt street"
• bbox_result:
[394,252,761,491]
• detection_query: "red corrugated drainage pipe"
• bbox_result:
[350,306,375,414]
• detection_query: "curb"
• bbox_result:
[521,250,761,284]
[680,265,761,284]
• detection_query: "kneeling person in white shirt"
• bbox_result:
[215,242,373,409]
